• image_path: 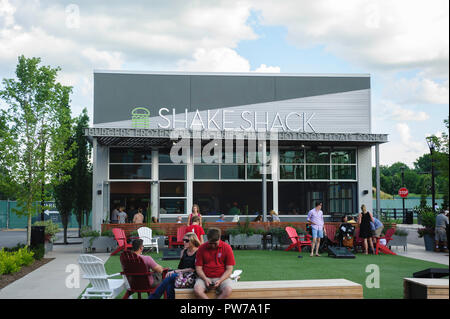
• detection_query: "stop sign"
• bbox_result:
[398,187,409,198]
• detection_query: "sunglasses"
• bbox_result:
[183,239,190,243]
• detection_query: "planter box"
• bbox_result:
[82,236,117,253]
[229,234,263,249]
[388,235,408,251]
[44,241,53,253]
[155,236,167,249]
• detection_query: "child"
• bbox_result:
[186,216,205,244]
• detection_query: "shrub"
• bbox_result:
[33,220,60,241]
[31,244,45,260]
[80,226,100,238]
[394,229,409,236]
[0,247,34,275]
[100,230,114,237]
[152,229,166,236]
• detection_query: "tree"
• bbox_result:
[71,108,92,236]
[0,56,75,245]
[414,153,432,174]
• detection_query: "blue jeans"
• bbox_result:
[148,273,178,299]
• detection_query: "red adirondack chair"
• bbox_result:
[284,226,312,253]
[169,225,187,248]
[111,228,132,256]
[119,250,168,299]
[376,227,396,255]
[324,224,337,245]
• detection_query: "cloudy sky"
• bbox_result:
[0,0,448,167]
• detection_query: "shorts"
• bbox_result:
[194,277,233,294]
[372,226,384,237]
[435,227,447,242]
[312,228,323,239]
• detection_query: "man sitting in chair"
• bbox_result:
[131,239,164,287]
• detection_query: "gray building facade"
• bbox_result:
[86,71,387,231]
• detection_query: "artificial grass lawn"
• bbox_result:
[93,249,448,299]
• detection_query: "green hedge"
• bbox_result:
[0,246,35,275]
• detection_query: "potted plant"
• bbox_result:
[33,220,60,253]
[388,229,408,251]
[228,219,264,249]
[417,207,436,251]
[152,229,167,249]
[81,227,117,253]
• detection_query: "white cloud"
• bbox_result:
[384,77,449,105]
[177,47,250,72]
[254,64,280,73]
[379,100,430,121]
[253,0,449,77]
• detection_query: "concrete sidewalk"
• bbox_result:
[0,243,110,299]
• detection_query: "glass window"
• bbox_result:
[279,149,304,164]
[332,165,356,180]
[221,165,245,179]
[280,165,304,179]
[194,165,219,179]
[159,148,188,164]
[160,199,185,214]
[331,150,356,164]
[160,182,186,197]
[247,165,272,180]
[159,165,186,180]
[306,165,330,179]
[306,150,330,164]
[109,164,151,179]
[110,148,151,163]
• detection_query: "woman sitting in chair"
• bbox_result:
[148,232,200,299]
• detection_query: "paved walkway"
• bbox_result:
[0,243,110,299]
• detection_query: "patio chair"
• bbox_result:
[137,226,159,253]
[284,227,312,253]
[111,228,132,256]
[324,224,337,245]
[375,227,396,255]
[78,254,125,299]
[169,225,187,248]
[119,250,168,299]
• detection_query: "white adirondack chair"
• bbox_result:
[137,226,159,253]
[78,254,125,299]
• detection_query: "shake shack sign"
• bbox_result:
[131,107,317,133]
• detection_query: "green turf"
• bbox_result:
[83,249,448,299]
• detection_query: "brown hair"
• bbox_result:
[184,232,201,247]
[192,204,200,215]
[361,204,367,214]
[207,228,221,242]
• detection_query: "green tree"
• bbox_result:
[0,56,75,245]
[414,153,432,174]
[72,108,92,236]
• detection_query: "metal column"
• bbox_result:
[375,144,381,218]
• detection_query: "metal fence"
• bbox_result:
[378,208,416,224]
[0,200,91,229]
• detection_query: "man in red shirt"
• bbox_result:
[194,228,235,299]
[186,216,205,244]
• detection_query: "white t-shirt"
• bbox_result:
[118,212,127,224]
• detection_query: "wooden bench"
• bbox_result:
[404,278,449,299]
[175,279,363,299]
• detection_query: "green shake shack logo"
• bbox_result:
[131,107,150,128]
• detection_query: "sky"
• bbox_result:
[0,0,448,167]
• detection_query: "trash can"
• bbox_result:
[31,226,45,248]
[404,211,413,225]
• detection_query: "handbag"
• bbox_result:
[174,271,196,288]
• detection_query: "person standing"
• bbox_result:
[370,216,384,245]
[133,208,144,224]
[111,205,120,224]
[118,206,128,224]
[187,204,202,226]
[186,216,205,244]
[435,210,449,252]
[269,210,280,222]
[148,232,200,299]
[358,204,375,254]
[194,228,235,299]
[307,202,326,257]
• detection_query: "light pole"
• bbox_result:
[401,166,406,221]
[426,137,436,213]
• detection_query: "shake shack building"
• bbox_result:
[86,71,388,231]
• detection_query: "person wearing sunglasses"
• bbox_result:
[148,232,201,299]
[194,228,236,299]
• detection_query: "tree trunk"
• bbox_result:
[27,211,32,246]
